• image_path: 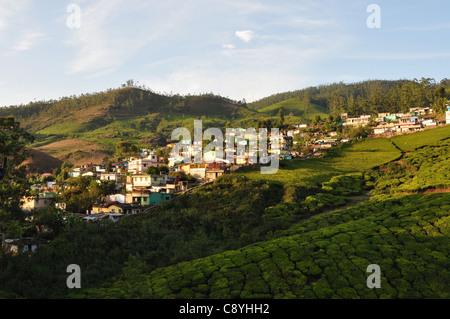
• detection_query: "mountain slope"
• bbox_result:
[0,87,261,164]
[258,97,329,119]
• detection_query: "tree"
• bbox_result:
[105,161,112,173]
[0,117,35,249]
[278,107,285,128]
[146,166,159,175]
[314,115,322,124]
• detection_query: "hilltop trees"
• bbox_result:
[248,78,450,117]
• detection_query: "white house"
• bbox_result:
[106,193,127,204]
[128,154,163,174]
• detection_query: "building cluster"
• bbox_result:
[342,105,450,135]
[20,148,233,225]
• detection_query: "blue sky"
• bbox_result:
[1,0,450,107]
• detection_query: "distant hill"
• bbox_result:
[258,97,329,120]
[248,78,449,118]
[0,87,262,165]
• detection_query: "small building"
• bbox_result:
[106,193,126,204]
[21,193,55,213]
[394,123,422,133]
[205,169,227,182]
[91,201,143,215]
[128,154,164,174]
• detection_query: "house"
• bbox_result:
[205,169,227,182]
[422,119,437,127]
[394,122,422,133]
[128,189,173,206]
[91,201,143,215]
[399,116,411,124]
[69,169,82,178]
[343,115,371,126]
[373,124,394,135]
[82,171,98,177]
[189,168,207,180]
[106,193,126,204]
[409,107,433,116]
[128,154,164,174]
[4,237,50,254]
[125,173,169,192]
[21,192,55,213]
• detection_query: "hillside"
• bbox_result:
[73,193,450,299]
[258,97,329,119]
[0,87,262,165]
[1,125,448,299]
[68,127,450,299]
[248,78,449,118]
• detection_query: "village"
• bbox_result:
[8,105,450,253]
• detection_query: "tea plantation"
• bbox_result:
[73,193,450,299]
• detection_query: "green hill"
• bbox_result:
[258,98,329,120]
[0,87,263,164]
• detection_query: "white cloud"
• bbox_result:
[235,30,255,43]
[12,32,45,52]
[65,0,187,75]
[222,43,236,49]
[0,0,31,35]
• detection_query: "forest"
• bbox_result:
[248,78,450,117]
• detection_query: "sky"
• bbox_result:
[1,0,450,107]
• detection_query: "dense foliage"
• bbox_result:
[72,193,450,299]
[0,117,35,245]
[248,78,450,117]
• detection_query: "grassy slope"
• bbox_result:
[258,98,329,120]
[237,138,402,187]
[390,125,450,152]
[3,88,262,163]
